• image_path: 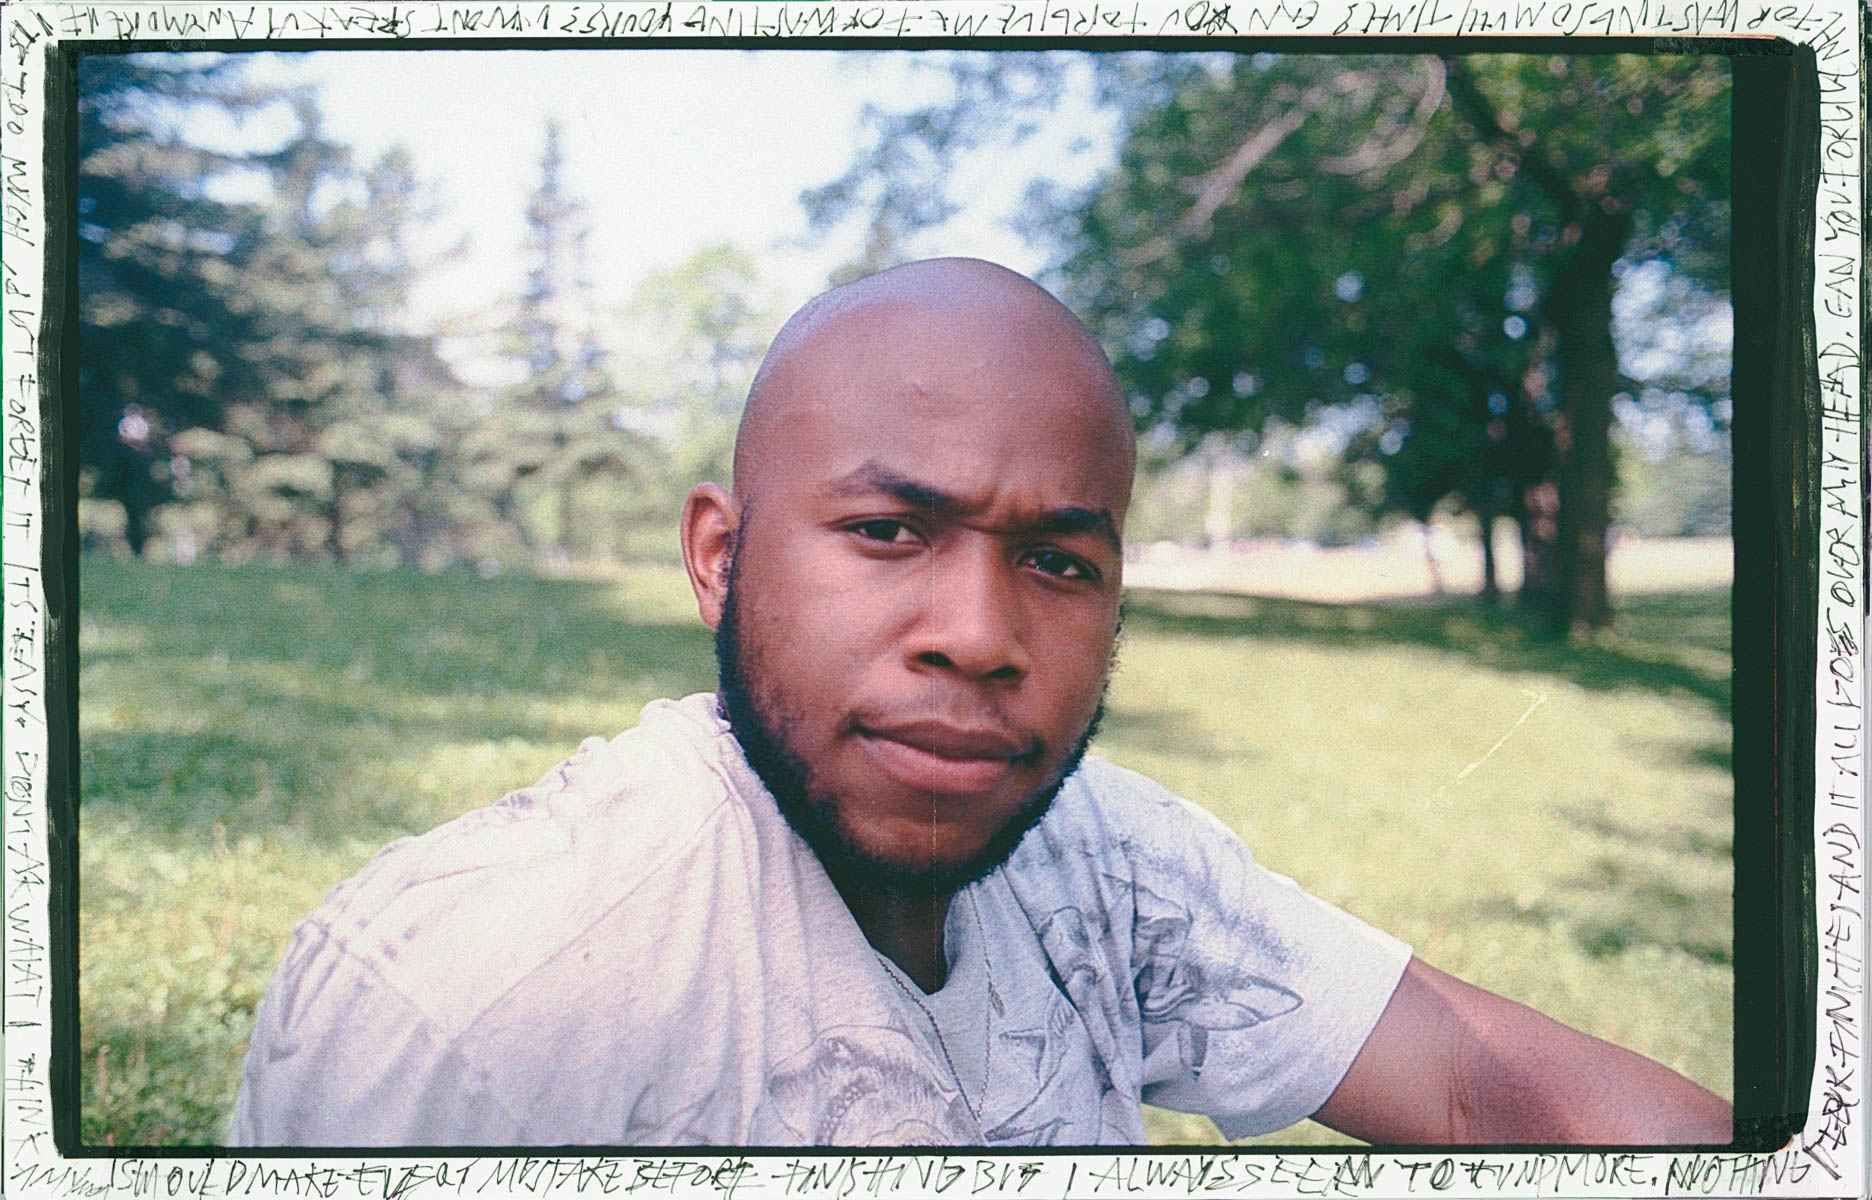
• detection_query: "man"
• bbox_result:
[231,258,1732,1147]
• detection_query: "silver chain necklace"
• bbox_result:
[873,890,1004,1127]
[877,952,983,1126]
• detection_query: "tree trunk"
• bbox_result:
[1516,478,1561,614]
[112,444,162,559]
[1204,438,1235,554]
[123,496,153,558]
[494,485,530,553]
[1419,520,1446,596]
[1474,500,1499,603]
[1544,206,1632,635]
[326,481,348,566]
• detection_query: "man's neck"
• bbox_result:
[832,880,953,993]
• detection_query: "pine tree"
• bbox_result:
[77,54,269,556]
[82,59,469,566]
[480,119,633,565]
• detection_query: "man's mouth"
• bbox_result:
[854,719,1039,796]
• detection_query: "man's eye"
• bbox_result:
[849,519,916,545]
[1026,549,1095,582]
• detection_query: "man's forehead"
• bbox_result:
[765,288,1109,393]
[734,259,1136,500]
[785,388,1135,513]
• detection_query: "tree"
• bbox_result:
[805,52,1730,633]
[1436,56,1728,629]
[1049,55,1553,601]
[803,56,1075,284]
[80,57,472,567]
[478,119,635,566]
[305,146,471,568]
[219,94,378,561]
[77,54,271,556]
[174,100,462,566]
[597,244,782,560]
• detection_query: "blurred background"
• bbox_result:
[77,49,1733,1146]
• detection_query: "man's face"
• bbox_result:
[703,290,1132,897]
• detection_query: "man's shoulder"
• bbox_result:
[295,693,746,1029]
[235,694,829,1144]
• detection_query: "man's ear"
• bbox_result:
[681,483,737,630]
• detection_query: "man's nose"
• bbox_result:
[909,544,1029,683]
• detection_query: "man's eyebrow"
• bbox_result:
[1031,507,1121,552]
[827,462,1121,552]
[827,462,960,512]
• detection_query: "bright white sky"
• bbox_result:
[228,50,1113,382]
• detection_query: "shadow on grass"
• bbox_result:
[1121,586,1732,716]
[81,559,719,846]
[83,727,343,837]
[83,562,1732,855]
[82,559,717,698]
[1472,887,1732,967]
[1563,809,1733,861]
[1119,584,1737,971]
[1686,742,1734,773]
[1467,805,1733,967]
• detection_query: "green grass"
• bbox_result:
[78,559,1731,1146]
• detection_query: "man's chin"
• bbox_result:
[794,807,1040,902]
[738,723,1080,901]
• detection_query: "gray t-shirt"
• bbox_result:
[230,693,1409,1146]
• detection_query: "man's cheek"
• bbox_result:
[1051,631,1116,688]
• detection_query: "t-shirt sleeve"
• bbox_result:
[228,921,522,1147]
[1094,767,1411,1139]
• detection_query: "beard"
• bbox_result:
[714,562,1106,902]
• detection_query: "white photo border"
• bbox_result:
[2,4,1863,1197]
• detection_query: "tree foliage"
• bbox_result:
[79,57,478,567]
[78,58,790,572]
[599,244,783,560]
[77,55,271,556]
[807,51,1731,632]
[471,119,638,564]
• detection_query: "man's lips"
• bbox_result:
[854,719,1038,796]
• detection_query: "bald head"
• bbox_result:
[733,258,1135,501]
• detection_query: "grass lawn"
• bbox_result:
[78,557,1731,1146]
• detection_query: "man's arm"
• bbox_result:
[1314,956,1733,1145]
